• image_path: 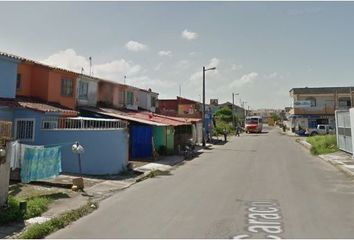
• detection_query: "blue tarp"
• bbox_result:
[130,126,153,159]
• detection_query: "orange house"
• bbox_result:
[16,61,78,110]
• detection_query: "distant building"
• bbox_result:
[288,87,354,131]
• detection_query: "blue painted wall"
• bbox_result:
[0,108,14,121]
[12,108,129,175]
[37,129,129,175]
[0,56,19,99]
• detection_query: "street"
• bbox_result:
[49,126,354,239]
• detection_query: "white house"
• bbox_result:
[138,89,158,112]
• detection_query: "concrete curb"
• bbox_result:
[318,156,354,178]
[296,139,354,178]
[297,140,312,150]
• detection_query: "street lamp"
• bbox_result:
[202,66,216,147]
[232,93,239,129]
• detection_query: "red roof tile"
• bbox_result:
[0,98,78,116]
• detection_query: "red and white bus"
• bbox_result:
[245,116,263,133]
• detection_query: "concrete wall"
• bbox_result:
[0,56,18,99]
[0,150,10,207]
[76,76,98,107]
[351,108,354,156]
[11,109,129,175]
[37,129,129,175]
[0,108,14,121]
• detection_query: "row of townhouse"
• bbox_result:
[0,52,201,179]
[286,87,354,132]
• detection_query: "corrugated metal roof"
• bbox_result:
[83,107,192,126]
[0,97,78,115]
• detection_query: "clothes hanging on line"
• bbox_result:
[20,146,62,183]
[6,140,19,170]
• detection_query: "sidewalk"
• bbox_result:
[298,140,354,177]
[1,152,195,238]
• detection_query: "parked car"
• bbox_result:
[305,124,335,136]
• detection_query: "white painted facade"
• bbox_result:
[76,75,99,107]
[137,90,158,112]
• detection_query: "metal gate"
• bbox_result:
[335,110,352,154]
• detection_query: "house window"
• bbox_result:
[78,81,89,99]
[338,97,351,107]
[127,91,134,105]
[61,79,73,97]
[306,97,316,107]
[42,120,58,129]
[16,74,21,90]
[151,96,157,107]
[15,119,35,141]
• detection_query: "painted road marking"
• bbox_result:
[233,200,284,239]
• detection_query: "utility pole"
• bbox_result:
[202,67,206,147]
[202,66,216,147]
[232,93,239,129]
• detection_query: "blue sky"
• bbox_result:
[1,2,354,109]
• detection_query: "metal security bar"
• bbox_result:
[15,119,34,141]
[41,117,127,130]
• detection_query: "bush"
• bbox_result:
[0,196,22,225]
[307,135,337,155]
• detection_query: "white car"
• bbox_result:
[305,124,335,136]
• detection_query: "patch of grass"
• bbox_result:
[0,196,54,225]
[307,135,337,155]
[19,202,97,239]
[24,197,53,219]
[0,196,22,225]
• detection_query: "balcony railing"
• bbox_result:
[41,117,127,130]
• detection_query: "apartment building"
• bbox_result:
[288,87,354,131]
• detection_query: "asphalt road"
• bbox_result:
[49,126,354,239]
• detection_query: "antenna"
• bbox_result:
[124,75,127,85]
[81,67,84,74]
[179,84,181,97]
[89,57,92,76]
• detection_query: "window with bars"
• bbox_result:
[15,119,35,141]
[78,81,89,99]
[42,120,58,129]
[61,79,73,97]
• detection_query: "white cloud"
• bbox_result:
[158,50,172,57]
[229,72,259,88]
[231,64,243,71]
[175,59,190,70]
[41,48,141,82]
[154,63,163,71]
[190,58,220,82]
[181,29,198,40]
[125,41,147,52]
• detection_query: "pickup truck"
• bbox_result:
[305,124,335,136]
